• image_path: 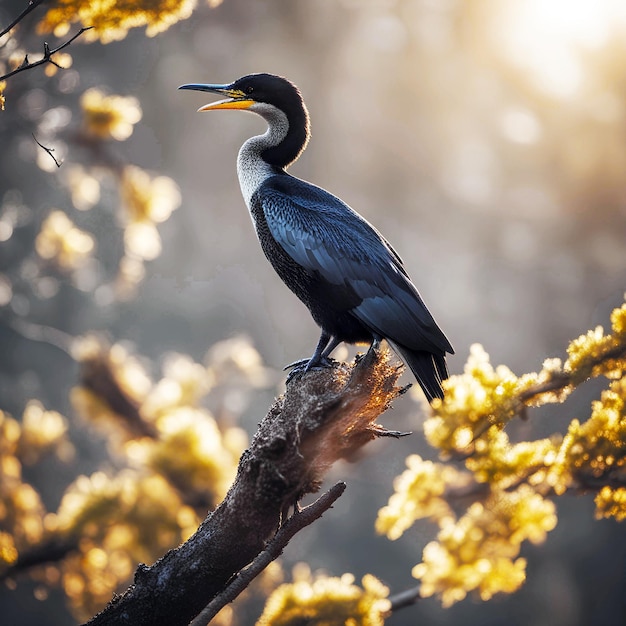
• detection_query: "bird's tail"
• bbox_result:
[392,344,448,402]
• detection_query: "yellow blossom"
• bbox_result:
[257,568,390,626]
[564,302,626,382]
[19,400,72,464]
[376,455,469,540]
[466,428,559,489]
[38,0,202,44]
[142,353,216,419]
[80,88,142,141]
[35,210,95,271]
[120,165,180,223]
[0,531,18,566]
[413,486,556,606]
[119,165,180,260]
[70,336,152,440]
[549,376,626,503]
[0,81,6,111]
[136,407,245,505]
[65,165,101,211]
[595,486,626,521]
[55,470,199,620]
[424,344,540,454]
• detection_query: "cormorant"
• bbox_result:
[179,73,453,401]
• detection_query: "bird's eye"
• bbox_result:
[246,86,254,94]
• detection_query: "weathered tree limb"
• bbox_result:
[189,482,347,626]
[83,346,406,626]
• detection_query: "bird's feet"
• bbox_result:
[284,356,336,383]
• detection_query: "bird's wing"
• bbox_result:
[257,175,453,354]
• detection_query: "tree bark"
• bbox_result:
[84,346,406,626]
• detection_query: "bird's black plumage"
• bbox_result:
[179,73,454,401]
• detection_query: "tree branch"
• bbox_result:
[190,482,347,626]
[0,534,78,582]
[388,585,421,612]
[33,133,62,167]
[0,26,92,82]
[0,0,47,39]
[518,342,626,404]
[83,346,406,626]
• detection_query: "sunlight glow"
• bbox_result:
[494,0,626,97]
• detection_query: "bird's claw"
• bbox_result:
[284,357,337,383]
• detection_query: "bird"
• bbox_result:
[179,73,453,401]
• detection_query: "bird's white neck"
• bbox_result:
[236,104,290,208]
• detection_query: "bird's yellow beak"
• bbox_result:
[197,98,255,112]
[178,83,255,112]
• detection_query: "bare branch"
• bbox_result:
[0,0,47,39]
[518,342,626,404]
[83,346,406,626]
[190,482,347,626]
[33,133,62,167]
[388,585,421,612]
[0,535,78,582]
[0,26,92,82]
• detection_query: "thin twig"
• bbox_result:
[2,317,75,355]
[0,26,92,82]
[388,585,421,612]
[0,0,47,39]
[33,133,62,167]
[518,343,626,404]
[189,482,347,626]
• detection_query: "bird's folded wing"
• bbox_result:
[259,176,452,354]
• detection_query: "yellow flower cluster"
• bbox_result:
[414,486,556,606]
[379,298,626,606]
[465,429,559,489]
[35,210,95,271]
[0,81,6,111]
[80,88,142,141]
[0,405,71,571]
[38,0,201,44]
[120,164,181,261]
[40,88,177,295]
[129,407,247,504]
[50,470,198,620]
[71,336,249,507]
[6,336,261,620]
[424,344,540,455]
[565,302,626,382]
[595,485,626,521]
[19,400,74,464]
[554,377,626,504]
[257,565,390,626]
[65,165,101,211]
[376,455,469,540]
[70,335,151,436]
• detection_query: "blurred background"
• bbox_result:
[1,0,625,624]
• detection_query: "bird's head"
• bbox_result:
[179,73,310,168]
[179,73,301,112]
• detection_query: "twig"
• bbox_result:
[388,585,421,612]
[0,26,92,82]
[0,534,78,582]
[0,0,47,39]
[189,482,347,626]
[33,133,62,167]
[1,317,75,355]
[518,343,626,404]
